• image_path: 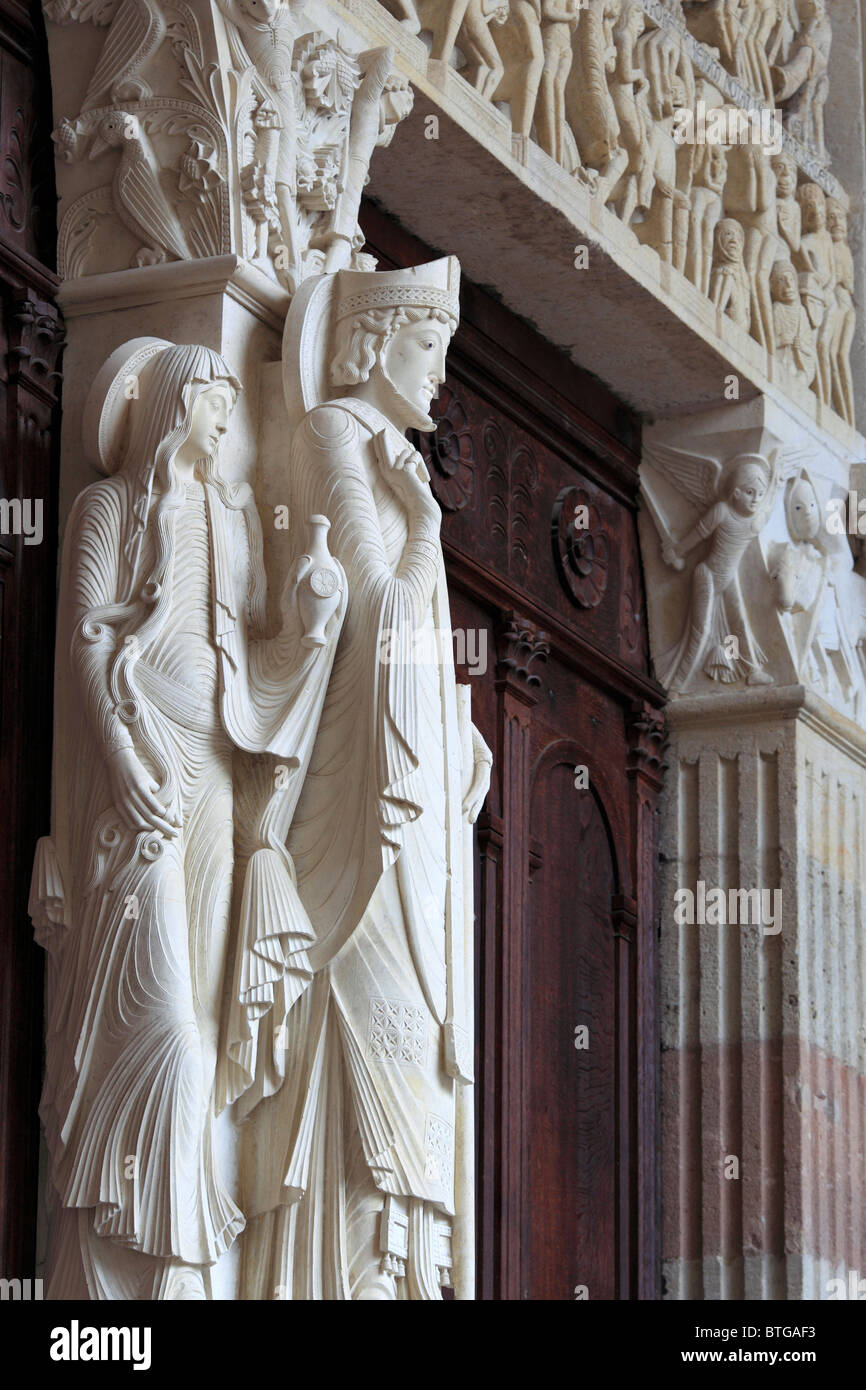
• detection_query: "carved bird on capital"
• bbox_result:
[44,0,167,112]
[88,110,192,266]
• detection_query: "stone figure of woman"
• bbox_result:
[238,257,492,1300]
[30,338,346,1299]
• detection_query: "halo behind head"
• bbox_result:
[83,337,172,474]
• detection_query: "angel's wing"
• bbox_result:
[642,441,723,511]
[44,0,118,25]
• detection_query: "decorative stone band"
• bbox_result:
[336,286,460,322]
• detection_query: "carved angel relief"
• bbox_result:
[641,433,866,709]
[642,440,784,693]
[47,0,413,288]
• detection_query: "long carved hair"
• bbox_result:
[81,344,268,738]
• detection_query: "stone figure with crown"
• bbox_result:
[238,255,492,1300]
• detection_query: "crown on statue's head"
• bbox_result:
[334,256,461,324]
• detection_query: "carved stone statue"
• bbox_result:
[217,0,307,283]
[565,0,624,199]
[535,0,582,165]
[722,140,780,351]
[606,0,649,222]
[796,181,835,408]
[826,197,855,426]
[686,140,727,297]
[30,338,348,1298]
[489,0,545,140]
[238,257,492,1299]
[771,151,801,261]
[770,257,817,387]
[710,216,751,331]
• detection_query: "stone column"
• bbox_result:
[640,394,866,1300]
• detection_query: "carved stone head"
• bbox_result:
[771,153,798,199]
[714,218,745,264]
[786,475,820,543]
[84,338,241,488]
[329,258,460,432]
[826,198,848,243]
[726,456,770,516]
[798,182,827,232]
[770,260,799,305]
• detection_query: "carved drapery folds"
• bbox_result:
[376,0,855,426]
[45,0,413,291]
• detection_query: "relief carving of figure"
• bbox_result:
[795,181,835,408]
[771,150,801,260]
[826,197,855,426]
[770,257,817,387]
[686,139,728,297]
[535,0,582,165]
[606,0,650,222]
[565,0,625,200]
[722,140,780,351]
[710,216,751,330]
[645,444,781,692]
[772,0,831,161]
[489,0,546,139]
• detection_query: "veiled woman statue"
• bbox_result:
[239,257,492,1300]
[30,338,347,1299]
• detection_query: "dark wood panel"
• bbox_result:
[527,758,617,1300]
[0,0,60,1281]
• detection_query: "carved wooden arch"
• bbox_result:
[528,735,628,901]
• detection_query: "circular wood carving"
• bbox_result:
[411,384,475,512]
[551,485,610,609]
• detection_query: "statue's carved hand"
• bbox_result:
[386,445,440,525]
[106,746,179,839]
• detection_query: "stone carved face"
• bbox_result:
[728,462,768,516]
[787,478,820,542]
[716,218,745,262]
[177,383,234,465]
[771,261,799,305]
[380,316,451,429]
[826,200,847,243]
[799,185,826,232]
[772,154,797,198]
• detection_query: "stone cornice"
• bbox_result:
[666,683,866,769]
[58,256,290,333]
